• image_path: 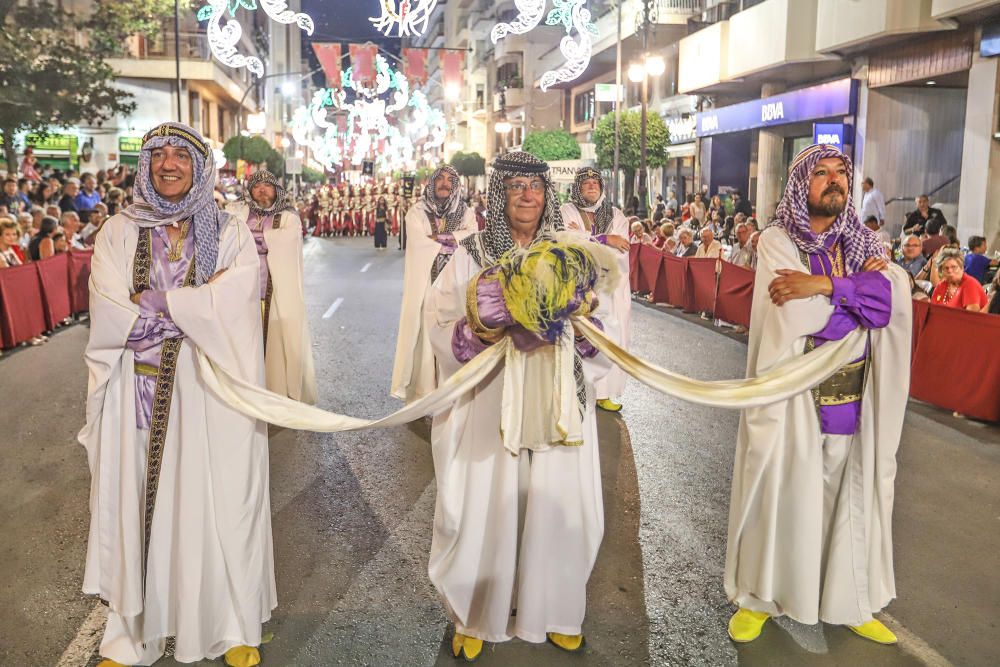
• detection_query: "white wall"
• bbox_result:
[678,21,728,93]
[727,0,822,78]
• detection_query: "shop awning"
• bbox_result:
[666,143,696,159]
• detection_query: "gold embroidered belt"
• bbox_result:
[134,362,159,377]
[815,357,865,406]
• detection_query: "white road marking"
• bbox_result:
[56,602,106,667]
[882,612,956,667]
[360,262,372,273]
[322,297,345,319]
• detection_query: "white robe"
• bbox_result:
[226,201,318,404]
[423,246,615,643]
[390,205,477,402]
[559,202,631,399]
[79,214,275,664]
[724,227,911,626]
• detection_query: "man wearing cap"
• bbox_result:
[227,169,317,403]
[424,152,615,660]
[390,164,477,402]
[725,144,911,646]
[80,122,273,667]
[559,166,631,412]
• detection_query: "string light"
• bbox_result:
[369,0,439,38]
[198,0,315,77]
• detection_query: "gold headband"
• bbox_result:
[142,124,210,159]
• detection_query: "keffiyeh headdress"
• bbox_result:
[244,169,293,216]
[570,167,613,235]
[422,165,467,233]
[767,144,884,273]
[461,151,565,268]
[122,122,222,285]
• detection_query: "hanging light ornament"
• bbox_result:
[197,0,315,77]
[369,0,439,37]
[491,0,598,91]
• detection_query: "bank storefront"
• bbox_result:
[695,78,858,204]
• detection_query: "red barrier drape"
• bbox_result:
[662,254,688,309]
[637,245,662,294]
[68,250,93,314]
[629,244,639,291]
[650,254,671,304]
[687,258,718,313]
[910,298,931,358]
[910,303,1000,422]
[715,262,755,327]
[36,253,71,329]
[0,263,47,348]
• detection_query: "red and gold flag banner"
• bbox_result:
[312,43,343,87]
[349,43,378,87]
[441,49,465,96]
[402,48,428,87]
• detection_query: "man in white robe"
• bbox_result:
[80,123,274,667]
[390,165,477,402]
[559,167,631,413]
[725,144,911,646]
[424,152,615,660]
[226,169,317,403]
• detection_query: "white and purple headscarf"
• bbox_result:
[122,122,224,285]
[767,143,885,273]
[422,164,467,233]
[570,166,613,235]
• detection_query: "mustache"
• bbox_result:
[822,184,845,196]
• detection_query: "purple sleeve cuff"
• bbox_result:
[593,234,609,245]
[476,273,515,328]
[575,317,602,358]
[138,290,171,321]
[814,272,892,341]
[452,317,491,363]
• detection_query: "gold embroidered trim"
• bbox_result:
[466,270,505,344]
[134,362,159,376]
[142,124,210,159]
[262,274,273,352]
[132,228,152,295]
[806,337,868,408]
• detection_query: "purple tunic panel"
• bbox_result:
[247,211,274,299]
[125,225,193,429]
[805,240,892,435]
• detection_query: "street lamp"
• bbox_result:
[632,0,662,219]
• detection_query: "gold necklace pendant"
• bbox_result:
[166,220,190,262]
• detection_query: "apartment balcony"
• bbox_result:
[726,0,826,78]
[932,0,1000,18]
[815,0,956,53]
[107,31,258,110]
[678,21,730,93]
[494,87,526,112]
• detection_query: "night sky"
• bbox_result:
[301,0,402,77]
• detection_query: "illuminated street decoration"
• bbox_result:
[369,0,439,38]
[197,0,315,77]
[491,0,597,91]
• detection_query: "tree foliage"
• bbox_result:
[0,0,180,171]
[301,165,325,184]
[449,151,486,177]
[593,110,670,170]
[522,129,581,161]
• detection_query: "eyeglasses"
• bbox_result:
[504,181,546,195]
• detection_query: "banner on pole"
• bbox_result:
[441,50,464,95]
[312,43,343,87]
[349,43,378,86]
[403,48,428,87]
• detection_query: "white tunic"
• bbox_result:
[226,201,318,404]
[724,227,911,626]
[80,214,275,664]
[423,246,614,643]
[559,202,631,399]
[390,205,477,402]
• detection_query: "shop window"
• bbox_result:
[476,84,485,110]
[498,62,522,89]
[574,90,595,125]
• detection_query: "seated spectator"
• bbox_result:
[728,223,754,268]
[45,204,60,219]
[0,178,26,216]
[864,215,892,248]
[28,216,59,260]
[988,272,1000,315]
[896,234,927,278]
[922,218,948,258]
[0,218,25,267]
[664,237,677,254]
[60,211,85,249]
[749,231,761,269]
[931,252,988,311]
[52,231,69,254]
[80,206,106,244]
[58,179,80,214]
[629,221,652,244]
[941,224,959,247]
[695,227,724,259]
[652,224,670,250]
[904,194,946,236]
[675,228,697,257]
[964,235,997,284]
[74,172,102,211]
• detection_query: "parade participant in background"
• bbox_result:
[227,169,317,403]
[80,122,273,667]
[725,144,911,646]
[560,166,632,412]
[424,151,615,660]
[374,196,389,249]
[389,164,477,402]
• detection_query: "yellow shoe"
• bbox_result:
[596,399,622,413]
[728,608,770,643]
[451,632,483,661]
[848,619,898,645]
[547,632,585,652]
[224,645,261,667]
[97,661,129,667]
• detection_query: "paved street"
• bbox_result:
[1,236,998,667]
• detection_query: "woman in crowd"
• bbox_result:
[27,215,59,261]
[52,231,68,254]
[690,192,707,228]
[374,196,389,249]
[105,187,125,216]
[0,219,25,267]
[31,181,54,207]
[931,251,988,312]
[709,194,724,217]
[629,221,652,244]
